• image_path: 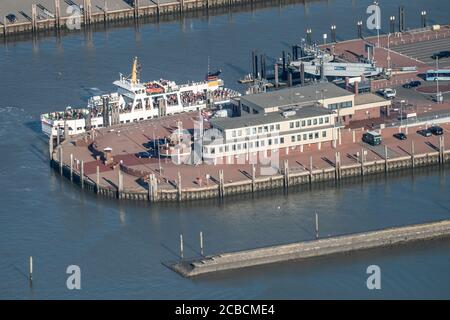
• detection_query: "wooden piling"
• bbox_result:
[59,146,63,175]
[200,231,204,256]
[360,148,365,176]
[411,140,415,168]
[96,166,100,193]
[384,145,389,173]
[315,212,319,239]
[70,154,74,182]
[29,256,33,283]
[49,135,54,159]
[118,168,123,198]
[251,164,256,193]
[80,160,85,189]
[55,0,61,30]
[309,156,313,184]
[31,4,37,34]
[177,171,182,202]
[283,159,290,189]
[180,234,184,260]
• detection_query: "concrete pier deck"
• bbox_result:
[168,219,450,277]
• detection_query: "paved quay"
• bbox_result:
[53,107,450,200]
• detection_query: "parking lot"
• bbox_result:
[391,37,450,68]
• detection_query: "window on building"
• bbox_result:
[232,131,236,137]
[256,141,260,147]
[301,120,306,127]
[307,119,312,126]
[280,137,284,143]
[322,131,327,138]
[291,136,295,142]
[303,134,307,140]
[296,121,300,128]
[325,117,330,123]
[309,133,313,140]
[319,118,324,124]
[237,144,241,150]
[264,126,268,133]
[261,140,265,146]
[274,138,278,144]
[297,135,301,141]
[238,130,242,136]
[276,124,280,130]
[313,118,318,125]
[258,127,262,134]
[290,122,294,129]
[225,146,229,152]
[211,147,215,154]
[270,125,274,131]
[246,128,250,135]
[315,132,319,139]
[232,144,236,151]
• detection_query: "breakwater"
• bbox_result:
[168,219,450,277]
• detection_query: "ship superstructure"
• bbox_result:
[41,58,240,137]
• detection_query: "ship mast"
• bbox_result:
[131,57,138,85]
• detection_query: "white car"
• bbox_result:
[382,88,396,99]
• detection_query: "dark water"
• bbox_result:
[1,0,450,299]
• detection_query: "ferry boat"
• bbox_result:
[41,58,240,137]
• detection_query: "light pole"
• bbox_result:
[390,16,396,34]
[331,25,336,43]
[357,21,363,38]
[421,10,427,28]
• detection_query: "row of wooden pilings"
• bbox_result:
[51,134,447,203]
[1,0,267,38]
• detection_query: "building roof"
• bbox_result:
[211,105,334,131]
[354,93,389,105]
[240,83,353,110]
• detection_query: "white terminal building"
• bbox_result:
[203,82,390,162]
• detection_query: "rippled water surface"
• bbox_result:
[1,0,450,299]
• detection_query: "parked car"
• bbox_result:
[136,151,152,158]
[431,51,450,60]
[429,126,444,136]
[403,81,421,89]
[393,133,407,140]
[362,131,382,146]
[6,14,17,23]
[417,129,432,137]
[383,88,396,99]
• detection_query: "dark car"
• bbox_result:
[393,133,407,140]
[402,81,421,89]
[431,51,450,60]
[6,14,17,23]
[136,151,152,158]
[417,129,432,137]
[429,126,444,136]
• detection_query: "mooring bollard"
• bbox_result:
[384,145,389,173]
